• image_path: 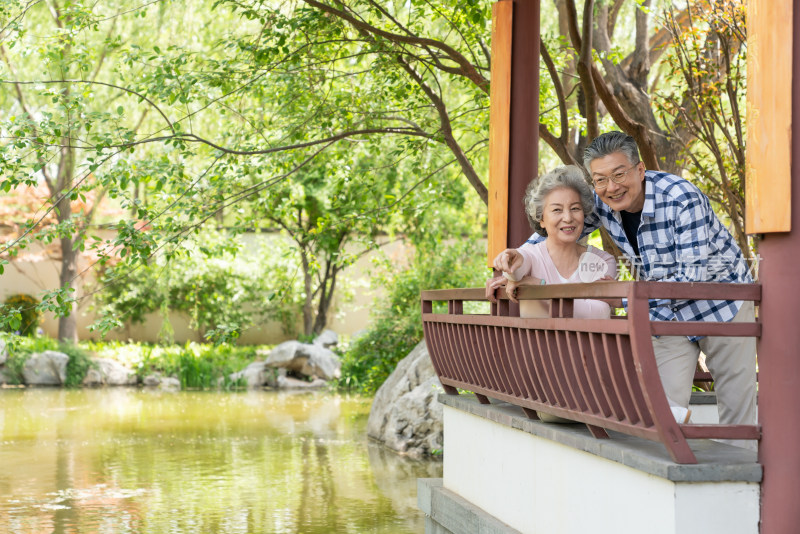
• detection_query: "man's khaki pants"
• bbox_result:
[650,301,758,433]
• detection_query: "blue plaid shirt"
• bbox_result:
[525,170,752,340]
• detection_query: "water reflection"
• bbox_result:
[0,389,441,533]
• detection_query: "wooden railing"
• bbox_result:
[421,281,761,464]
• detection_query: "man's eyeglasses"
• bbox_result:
[592,163,639,190]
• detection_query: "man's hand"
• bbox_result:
[493,249,524,277]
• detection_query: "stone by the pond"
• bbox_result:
[0,339,7,366]
[277,375,328,389]
[159,377,181,391]
[265,341,302,368]
[23,351,69,386]
[142,374,162,387]
[265,341,341,381]
[142,374,181,391]
[297,344,341,380]
[313,329,338,348]
[93,358,138,386]
[82,368,104,387]
[367,341,443,459]
[229,361,277,389]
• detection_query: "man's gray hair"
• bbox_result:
[524,165,595,236]
[583,131,640,171]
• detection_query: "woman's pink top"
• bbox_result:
[511,242,617,319]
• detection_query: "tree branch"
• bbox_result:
[396,55,488,204]
[0,79,174,133]
[301,0,489,93]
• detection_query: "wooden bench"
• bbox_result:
[421,281,761,464]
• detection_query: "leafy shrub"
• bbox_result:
[0,335,58,384]
[0,294,41,336]
[0,334,28,384]
[93,227,301,341]
[338,239,490,394]
[58,343,97,388]
[0,336,93,387]
[127,342,259,389]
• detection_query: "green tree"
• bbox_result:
[2,0,487,336]
[1,0,751,339]
[655,1,749,254]
[0,0,181,340]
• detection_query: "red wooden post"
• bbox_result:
[757,1,800,530]
[507,0,539,250]
[487,0,539,315]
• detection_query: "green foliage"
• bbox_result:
[653,2,750,256]
[338,239,490,394]
[126,342,258,389]
[0,334,58,384]
[93,227,296,339]
[1,0,488,338]
[58,343,97,388]
[71,339,263,389]
[1,353,27,385]
[0,333,262,389]
[0,294,41,336]
[0,336,91,386]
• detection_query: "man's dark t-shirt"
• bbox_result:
[620,209,642,257]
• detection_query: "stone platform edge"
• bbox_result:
[418,478,521,534]
[438,393,761,483]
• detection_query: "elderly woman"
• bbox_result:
[487,165,616,319]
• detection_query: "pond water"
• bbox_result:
[0,388,441,533]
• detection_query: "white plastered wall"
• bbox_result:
[443,406,759,534]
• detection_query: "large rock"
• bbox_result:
[313,329,338,348]
[265,341,302,367]
[276,375,328,389]
[142,374,162,387]
[297,344,341,380]
[367,341,443,459]
[228,361,280,389]
[159,377,181,391]
[82,368,104,387]
[0,339,7,366]
[142,374,181,391]
[265,341,341,381]
[93,358,138,386]
[23,351,69,385]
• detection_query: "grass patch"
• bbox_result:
[1,334,269,389]
[82,339,264,389]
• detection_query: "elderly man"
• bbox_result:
[494,131,756,435]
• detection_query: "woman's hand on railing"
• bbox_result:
[486,274,546,304]
[506,276,543,303]
[485,276,506,303]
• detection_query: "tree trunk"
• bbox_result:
[300,247,314,337]
[312,265,339,336]
[57,234,79,344]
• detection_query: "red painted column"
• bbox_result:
[507,0,540,249]
[757,1,800,530]
[496,0,540,317]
